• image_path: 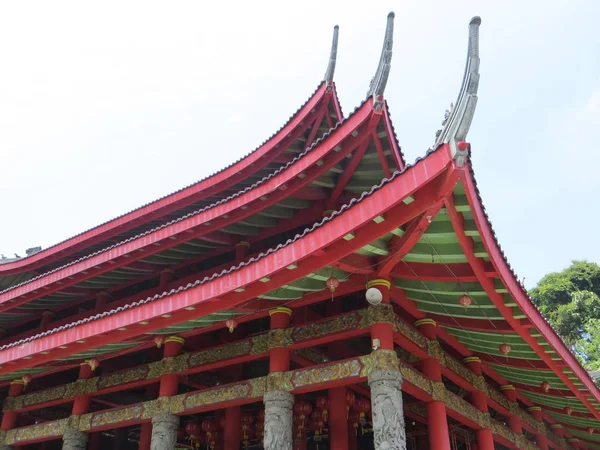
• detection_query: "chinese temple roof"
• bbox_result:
[2,13,600,448]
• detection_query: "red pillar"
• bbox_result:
[159,336,184,397]
[329,387,349,450]
[367,279,393,351]
[416,319,451,450]
[463,357,494,450]
[159,269,175,290]
[223,407,241,450]
[235,241,250,261]
[95,291,110,313]
[499,385,521,434]
[1,380,25,430]
[73,360,98,415]
[90,432,103,450]
[269,307,292,372]
[527,406,548,450]
[568,438,581,449]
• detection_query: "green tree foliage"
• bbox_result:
[530,261,600,370]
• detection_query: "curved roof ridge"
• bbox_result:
[366,12,395,102]
[323,25,339,82]
[0,100,368,296]
[463,159,600,419]
[0,144,441,352]
[1,80,337,276]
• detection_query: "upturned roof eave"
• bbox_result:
[462,159,600,421]
[1,81,338,278]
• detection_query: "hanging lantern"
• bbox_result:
[326,277,340,297]
[315,396,330,421]
[201,418,217,448]
[293,400,312,422]
[185,420,202,448]
[225,318,238,333]
[154,336,165,348]
[540,381,551,393]
[589,427,595,434]
[219,416,226,429]
[499,343,512,355]
[346,390,356,412]
[458,294,472,307]
[355,397,371,424]
[348,411,360,434]
[366,287,383,305]
[564,406,573,415]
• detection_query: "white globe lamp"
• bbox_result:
[366,287,383,305]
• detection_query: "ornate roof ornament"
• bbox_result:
[434,17,481,167]
[323,25,339,84]
[366,12,395,109]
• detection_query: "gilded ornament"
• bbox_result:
[442,354,475,383]
[77,414,92,431]
[398,364,431,394]
[488,387,511,410]
[427,340,444,359]
[364,303,395,325]
[292,359,362,388]
[250,334,269,354]
[6,418,68,444]
[293,347,328,364]
[189,340,251,367]
[394,319,427,348]
[185,383,250,410]
[248,376,267,398]
[64,378,98,398]
[90,405,143,429]
[371,349,399,372]
[472,375,486,392]
[430,381,447,402]
[98,366,149,389]
[291,313,359,343]
[142,398,170,419]
[267,372,294,392]
[267,328,293,349]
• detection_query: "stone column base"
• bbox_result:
[151,413,179,450]
[263,390,294,450]
[368,369,407,450]
[62,429,88,450]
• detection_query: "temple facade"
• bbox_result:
[0,12,598,450]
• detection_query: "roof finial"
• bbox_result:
[434,17,481,167]
[366,12,395,104]
[324,25,339,82]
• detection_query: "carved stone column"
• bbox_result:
[368,369,407,450]
[263,390,294,450]
[0,446,13,450]
[151,414,179,450]
[62,429,88,450]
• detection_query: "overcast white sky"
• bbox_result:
[1,0,598,288]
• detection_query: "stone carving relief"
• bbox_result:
[368,370,407,450]
[151,414,179,450]
[263,390,294,450]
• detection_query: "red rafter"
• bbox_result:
[0,147,453,372]
[446,190,600,422]
[0,86,333,276]
[371,130,392,178]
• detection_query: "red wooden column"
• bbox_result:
[499,385,521,434]
[269,307,292,372]
[236,240,251,261]
[223,406,241,450]
[159,336,185,397]
[527,406,549,450]
[1,379,25,431]
[415,318,450,450]
[329,387,349,450]
[463,357,494,450]
[138,423,151,450]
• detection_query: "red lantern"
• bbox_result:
[589,427,595,434]
[225,318,238,333]
[458,294,472,307]
[355,397,371,419]
[346,390,356,416]
[293,401,312,421]
[185,420,202,448]
[240,412,254,426]
[348,411,360,433]
[21,374,32,386]
[326,277,340,293]
[311,410,325,421]
[499,343,511,355]
[540,381,551,393]
[219,416,226,429]
[315,396,330,421]
[564,406,573,415]
[202,418,217,447]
